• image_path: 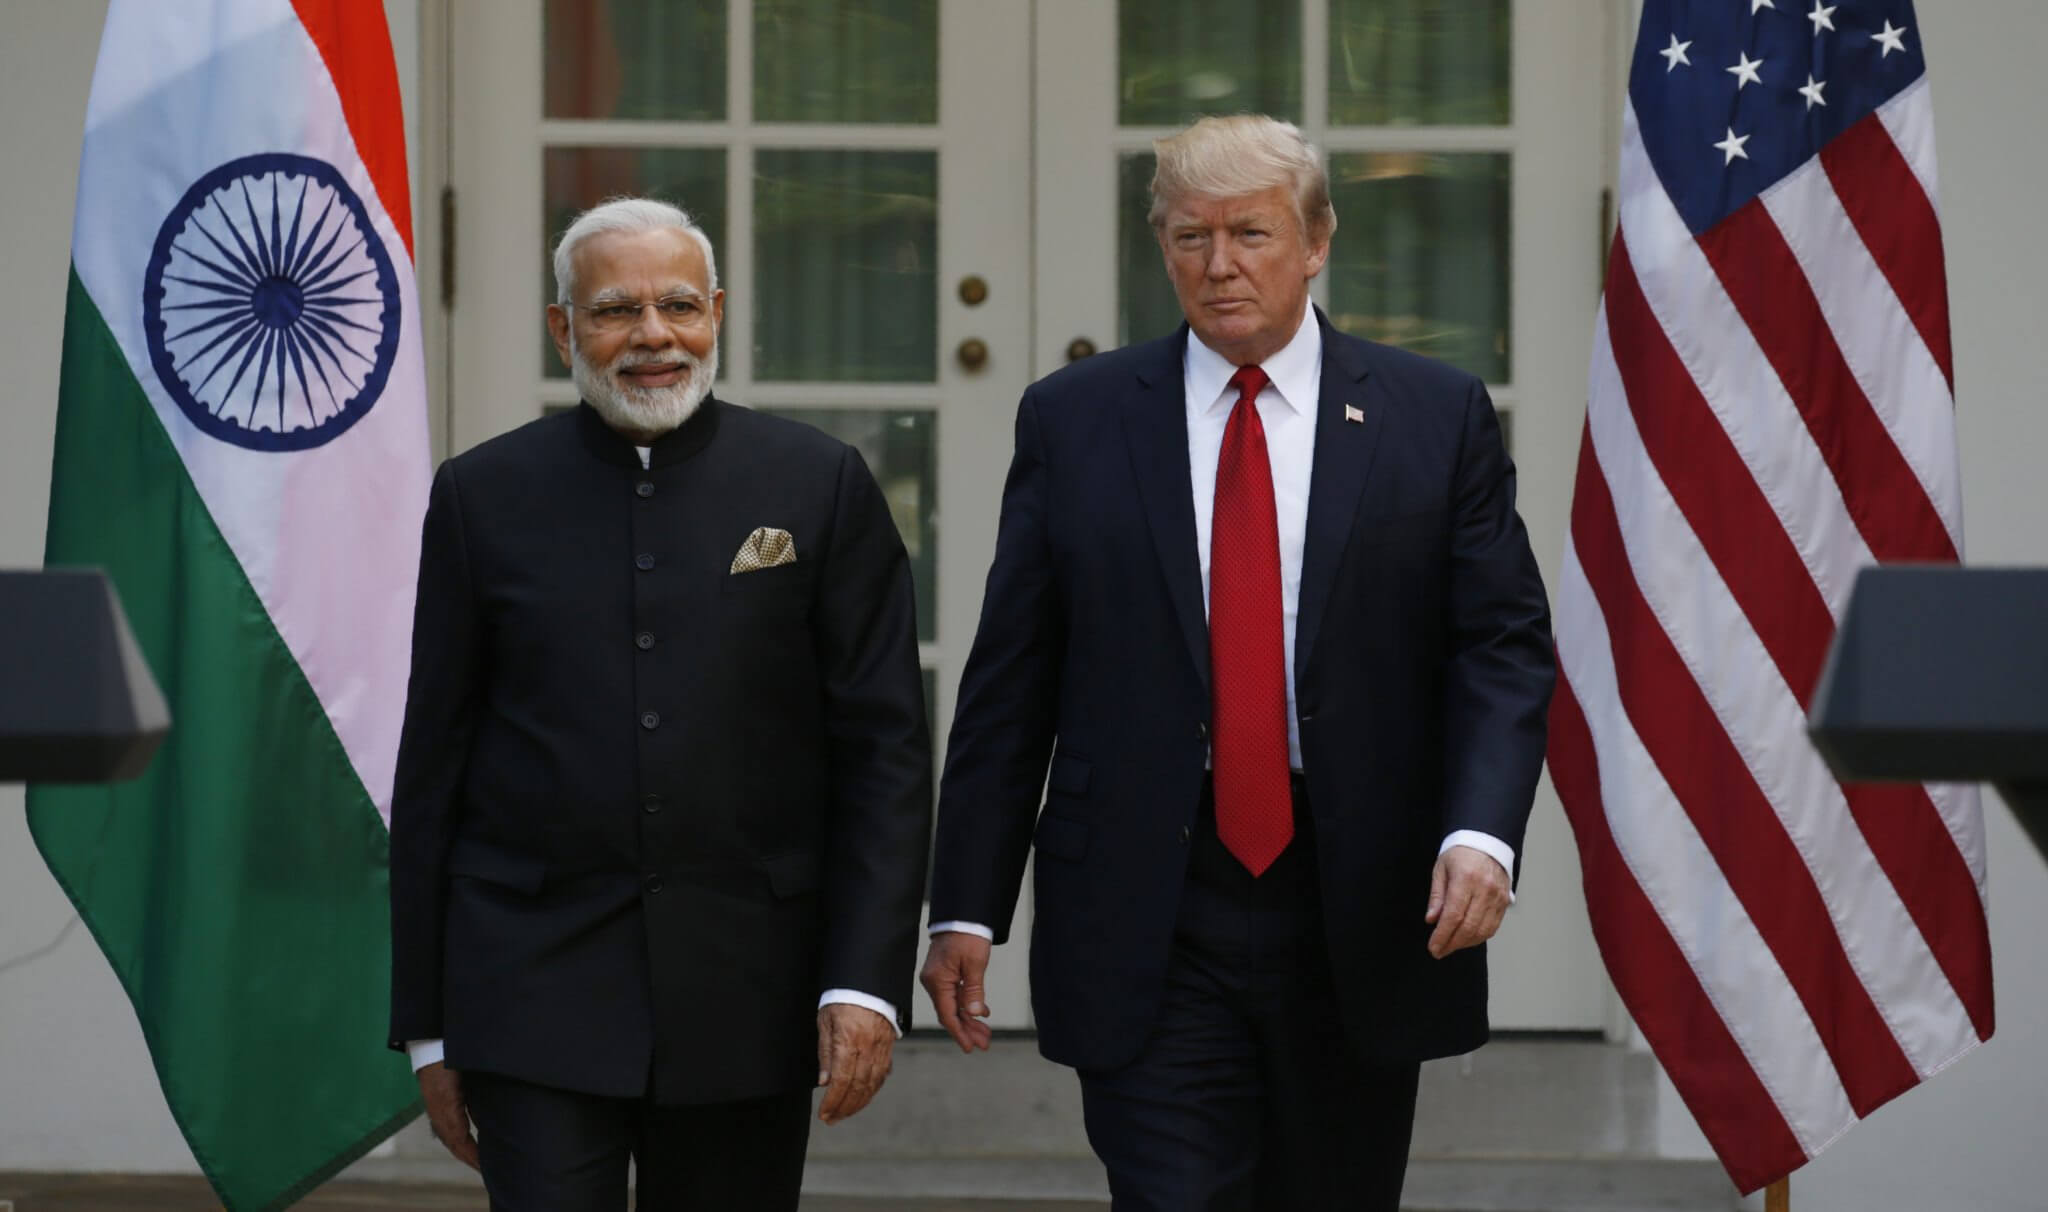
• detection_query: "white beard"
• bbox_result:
[572,332,718,440]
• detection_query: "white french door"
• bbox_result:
[440,0,1615,1032]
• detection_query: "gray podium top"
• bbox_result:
[1808,565,2048,857]
[0,569,170,783]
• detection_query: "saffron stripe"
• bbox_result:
[289,0,414,256]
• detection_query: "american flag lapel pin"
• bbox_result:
[1344,404,1365,424]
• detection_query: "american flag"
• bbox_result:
[1549,0,1992,1193]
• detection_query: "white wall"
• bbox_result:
[0,0,420,1172]
[0,0,2043,1197]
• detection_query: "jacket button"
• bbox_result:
[644,874,664,894]
[636,632,656,651]
[635,481,655,498]
[642,794,662,814]
[640,711,660,730]
[1196,721,1209,741]
[1180,825,1190,844]
[635,553,655,571]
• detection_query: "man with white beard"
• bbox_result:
[388,197,932,1210]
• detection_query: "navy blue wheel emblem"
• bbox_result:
[142,153,400,452]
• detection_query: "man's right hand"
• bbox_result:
[920,931,995,1053]
[417,1061,480,1170]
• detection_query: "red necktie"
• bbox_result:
[1209,364,1292,876]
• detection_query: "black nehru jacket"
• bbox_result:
[388,400,931,1105]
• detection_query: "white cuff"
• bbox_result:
[928,920,995,941]
[1440,831,1517,905]
[405,1038,446,1072]
[819,989,903,1038]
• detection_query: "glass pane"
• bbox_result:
[1327,152,1510,383]
[1329,0,1511,126]
[755,0,938,124]
[755,150,937,382]
[1119,0,1301,126]
[541,147,728,379]
[544,0,726,121]
[761,409,936,643]
[1117,154,1187,349]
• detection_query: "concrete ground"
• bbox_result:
[0,1039,1741,1211]
[0,1175,1103,1212]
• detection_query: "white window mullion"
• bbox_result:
[724,0,755,395]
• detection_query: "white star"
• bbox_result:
[1660,33,1694,71]
[1752,0,1775,12]
[1727,51,1765,89]
[1873,19,1909,56]
[1798,74,1828,108]
[1715,127,1753,165]
[1808,3,1837,32]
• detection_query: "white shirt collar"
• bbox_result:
[1185,299,1322,418]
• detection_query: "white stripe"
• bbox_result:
[1759,158,1963,551]
[1617,102,1869,616]
[73,1,428,821]
[86,0,291,131]
[1588,311,1976,1077]
[1556,538,1849,1158]
[1928,781,1990,901]
[1876,77,1941,217]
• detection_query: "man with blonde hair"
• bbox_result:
[923,115,1554,1208]
[389,197,931,1209]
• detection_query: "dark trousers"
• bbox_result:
[1077,777,1421,1211]
[462,1070,812,1211]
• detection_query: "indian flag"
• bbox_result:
[27,2,428,1207]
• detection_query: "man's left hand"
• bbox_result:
[1424,845,1511,958]
[816,1003,895,1125]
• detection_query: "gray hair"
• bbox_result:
[1147,115,1336,245]
[552,196,720,304]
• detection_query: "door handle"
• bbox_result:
[1066,337,1098,362]
[957,337,989,371]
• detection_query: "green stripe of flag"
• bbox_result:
[28,268,419,1212]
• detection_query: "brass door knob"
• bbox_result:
[957,337,989,371]
[957,275,989,306]
[1066,337,1098,362]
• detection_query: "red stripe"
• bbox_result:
[1695,199,1955,563]
[1608,237,1997,1042]
[1839,783,1996,1041]
[1603,240,1838,704]
[290,0,414,258]
[1821,114,1954,391]
[1568,424,1918,1115]
[1549,669,1808,1194]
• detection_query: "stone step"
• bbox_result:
[342,1036,1740,1208]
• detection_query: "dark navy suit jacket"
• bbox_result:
[929,310,1555,1072]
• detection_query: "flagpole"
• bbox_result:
[1766,1178,1790,1211]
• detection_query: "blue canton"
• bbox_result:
[1630,0,1927,233]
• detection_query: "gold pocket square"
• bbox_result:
[731,526,797,574]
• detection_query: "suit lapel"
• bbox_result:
[1121,328,1212,691]
[1296,309,1382,686]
